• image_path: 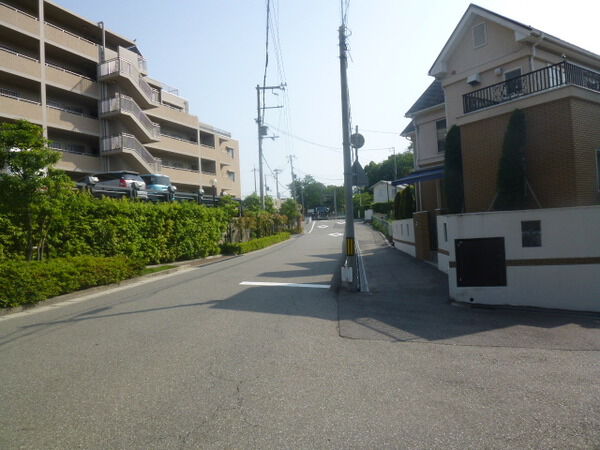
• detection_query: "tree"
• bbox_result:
[242,193,261,213]
[287,175,327,211]
[494,109,527,210]
[0,120,73,260]
[443,125,464,213]
[364,151,414,187]
[279,198,301,229]
[352,190,373,218]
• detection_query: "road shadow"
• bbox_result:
[338,225,600,350]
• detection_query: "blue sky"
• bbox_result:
[58,0,600,197]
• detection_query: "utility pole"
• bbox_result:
[333,188,337,215]
[273,168,282,200]
[338,23,358,289]
[392,146,397,179]
[256,84,284,209]
[288,155,297,201]
[252,166,258,194]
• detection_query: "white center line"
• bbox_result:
[308,220,316,234]
[240,281,330,289]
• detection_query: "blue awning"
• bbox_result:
[392,167,444,185]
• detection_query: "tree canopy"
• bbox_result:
[364,150,413,187]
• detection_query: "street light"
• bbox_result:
[211,178,217,206]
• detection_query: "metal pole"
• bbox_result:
[256,85,265,209]
[392,146,397,179]
[288,155,296,201]
[338,24,358,289]
[252,166,257,194]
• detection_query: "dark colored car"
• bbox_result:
[77,171,149,200]
[140,174,177,202]
[313,206,329,220]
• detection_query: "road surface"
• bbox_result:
[1,220,598,449]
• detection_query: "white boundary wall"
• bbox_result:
[446,206,600,312]
[436,215,450,274]
[391,219,416,257]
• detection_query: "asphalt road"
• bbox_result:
[1,219,599,449]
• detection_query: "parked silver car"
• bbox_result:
[77,171,149,200]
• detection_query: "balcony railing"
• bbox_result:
[101,133,162,172]
[463,62,600,114]
[100,93,160,139]
[98,58,159,104]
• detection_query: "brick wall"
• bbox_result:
[572,98,600,205]
[460,97,600,212]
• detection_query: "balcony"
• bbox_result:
[44,22,99,62]
[0,2,39,37]
[161,165,202,186]
[46,104,99,136]
[100,94,160,142]
[101,133,162,173]
[463,62,600,114]
[0,90,42,122]
[0,46,40,80]
[146,134,200,158]
[98,58,159,109]
[45,63,98,98]
[146,103,198,129]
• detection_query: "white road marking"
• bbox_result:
[240,281,330,289]
[356,240,369,293]
[317,225,329,229]
[308,220,316,234]
[336,221,345,225]
[328,232,343,237]
[0,267,197,322]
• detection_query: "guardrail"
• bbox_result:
[100,94,160,139]
[463,61,600,114]
[101,133,162,172]
[0,89,40,105]
[0,45,38,62]
[0,1,38,20]
[45,21,98,47]
[98,58,159,104]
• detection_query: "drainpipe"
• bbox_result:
[98,21,109,170]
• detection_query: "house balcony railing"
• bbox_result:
[100,93,160,140]
[98,57,159,106]
[101,133,162,173]
[463,62,600,114]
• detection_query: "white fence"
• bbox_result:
[391,219,416,257]
[445,206,600,312]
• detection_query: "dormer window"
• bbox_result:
[473,22,487,48]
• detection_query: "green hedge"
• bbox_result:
[221,232,291,255]
[0,195,229,264]
[0,256,144,308]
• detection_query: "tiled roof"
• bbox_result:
[406,80,445,116]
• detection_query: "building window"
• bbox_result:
[199,131,215,147]
[473,22,487,48]
[226,147,235,158]
[521,220,541,247]
[505,68,522,96]
[436,119,446,153]
[201,158,216,174]
[227,171,236,182]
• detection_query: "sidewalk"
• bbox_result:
[338,222,600,350]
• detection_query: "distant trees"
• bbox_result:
[494,109,527,210]
[364,150,414,187]
[443,125,464,214]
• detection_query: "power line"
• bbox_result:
[264,123,341,151]
[361,128,401,135]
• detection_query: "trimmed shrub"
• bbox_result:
[393,186,415,219]
[0,256,144,308]
[222,232,290,255]
[444,125,464,213]
[494,109,527,210]
[371,201,393,215]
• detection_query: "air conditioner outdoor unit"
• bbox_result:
[467,73,481,85]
